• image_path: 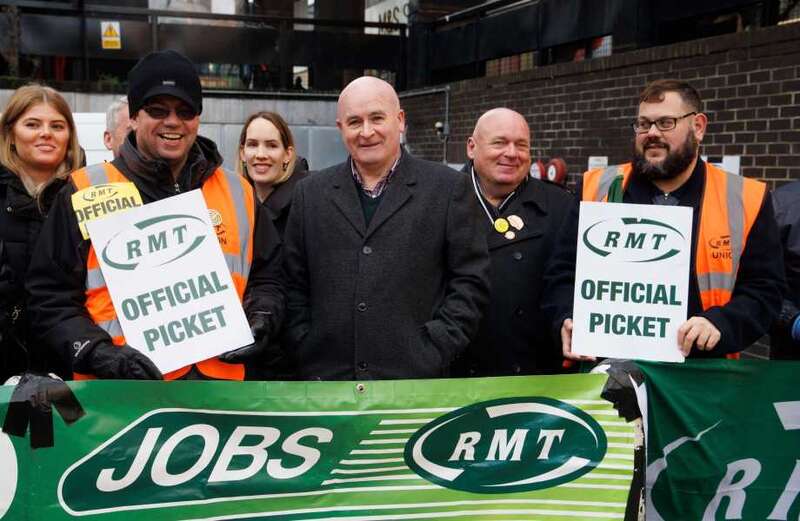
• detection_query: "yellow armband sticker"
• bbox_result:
[71,182,143,240]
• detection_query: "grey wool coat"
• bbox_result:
[283,151,490,380]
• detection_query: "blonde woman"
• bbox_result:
[0,84,82,381]
[237,111,308,237]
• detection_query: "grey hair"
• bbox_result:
[105,96,128,132]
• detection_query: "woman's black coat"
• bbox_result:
[252,163,309,379]
[0,166,66,381]
[262,166,309,238]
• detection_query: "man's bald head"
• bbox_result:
[467,108,532,203]
[472,108,530,140]
[337,76,401,119]
[337,76,405,178]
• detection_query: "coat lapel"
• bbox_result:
[486,179,547,249]
[328,161,367,236]
[263,169,308,222]
[364,154,415,239]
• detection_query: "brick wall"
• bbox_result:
[401,22,800,189]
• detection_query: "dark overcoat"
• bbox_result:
[283,152,490,380]
[770,181,800,360]
[455,172,572,376]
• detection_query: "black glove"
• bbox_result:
[81,342,163,380]
[774,300,800,339]
[598,359,645,422]
[3,373,85,448]
[219,311,276,364]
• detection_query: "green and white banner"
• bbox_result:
[641,360,800,520]
[0,375,634,520]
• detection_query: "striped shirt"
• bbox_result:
[350,153,402,199]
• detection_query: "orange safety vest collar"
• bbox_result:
[71,162,256,380]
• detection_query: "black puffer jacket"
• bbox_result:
[0,166,66,381]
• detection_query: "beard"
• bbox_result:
[631,131,698,181]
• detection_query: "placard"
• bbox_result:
[85,190,253,373]
[587,156,608,171]
[571,201,692,362]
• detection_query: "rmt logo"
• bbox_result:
[405,397,607,494]
[708,235,733,259]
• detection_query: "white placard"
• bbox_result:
[73,113,113,165]
[571,202,692,362]
[702,155,741,176]
[587,156,608,171]
[86,190,254,373]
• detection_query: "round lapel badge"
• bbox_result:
[494,218,510,234]
[208,209,223,226]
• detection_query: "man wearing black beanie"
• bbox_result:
[27,50,285,381]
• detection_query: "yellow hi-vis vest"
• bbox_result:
[71,162,255,380]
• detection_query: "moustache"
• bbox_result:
[642,138,669,150]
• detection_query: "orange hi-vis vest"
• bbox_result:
[583,162,766,358]
[71,162,256,380]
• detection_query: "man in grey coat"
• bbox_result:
[283,76,490,380]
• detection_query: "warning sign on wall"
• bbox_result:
[101,21,121,50]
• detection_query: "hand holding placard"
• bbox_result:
[677,316,721,355]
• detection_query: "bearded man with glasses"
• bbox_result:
[27,50,284,381]
[543,79,784,363]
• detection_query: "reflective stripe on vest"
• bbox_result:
[582,162,766,358]
[582,164,629,203]
[74,163,125,348]
[201,167,255,297]
[71,163,255,380]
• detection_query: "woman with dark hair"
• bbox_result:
[0,84,83,382]
[237,111,309,237]
[237,111,308,379]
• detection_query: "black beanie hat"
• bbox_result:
[127,50,202,118]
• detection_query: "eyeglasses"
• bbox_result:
[632,112,696,134]
[142,105,197,121]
